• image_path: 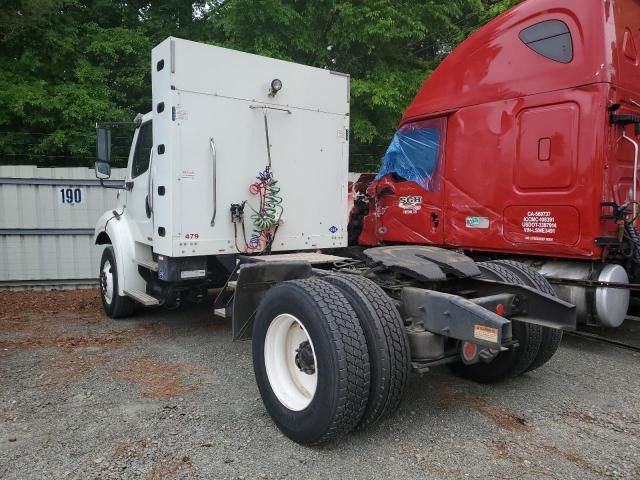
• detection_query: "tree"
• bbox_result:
[0,1,207,167]
[0,0,521,169]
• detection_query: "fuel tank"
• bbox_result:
[529,262,630,328]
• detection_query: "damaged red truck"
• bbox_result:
[351,0,640,329]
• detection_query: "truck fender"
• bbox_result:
[232,261,313,340]
[94,210,147,296]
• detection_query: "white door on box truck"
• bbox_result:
[127,119,154,245]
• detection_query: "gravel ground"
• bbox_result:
[1,289,639,480]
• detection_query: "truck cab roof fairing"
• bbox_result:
[402,0,611,123]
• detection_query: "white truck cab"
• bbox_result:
[94,37,350,315]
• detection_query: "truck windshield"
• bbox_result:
[375,117,446,191]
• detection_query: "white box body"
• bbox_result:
[150,38,350,257]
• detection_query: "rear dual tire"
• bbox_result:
[252,278,371,445]
[324,274,410,428]
[487,260,563,372]
[252,276,410,444]
[449,260,561,383]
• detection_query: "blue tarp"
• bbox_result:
[375,124,442,191]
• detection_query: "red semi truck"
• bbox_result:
[351,0,640,328]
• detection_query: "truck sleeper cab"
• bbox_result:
[352,0,640,328]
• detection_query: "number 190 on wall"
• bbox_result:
[59,187,84,205]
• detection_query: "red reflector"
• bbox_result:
[463,342,477,361]
[495,304,505,316]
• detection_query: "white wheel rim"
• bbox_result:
[101,260,114,305]
[264,313,318,411]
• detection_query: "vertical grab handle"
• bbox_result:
[622,131,639,218]
[209,137,217,226]
[145,151,154,219]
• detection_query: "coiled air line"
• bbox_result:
[233,105,291,253]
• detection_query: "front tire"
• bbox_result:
[252,278,370,445]
[99,246,135,319]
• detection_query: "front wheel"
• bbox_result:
[252,278,370,445]
[99,246,135,319]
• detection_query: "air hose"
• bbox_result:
[246,166,283,252]
[237,107,288,253]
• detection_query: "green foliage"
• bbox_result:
[0,0,520,168]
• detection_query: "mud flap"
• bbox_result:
[232,261,312,340]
